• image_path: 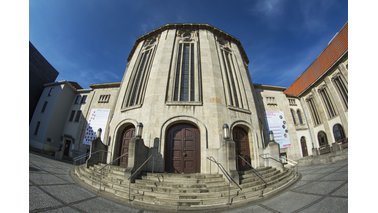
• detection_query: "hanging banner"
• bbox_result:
[265,111,291,148]
[82,108,110,145]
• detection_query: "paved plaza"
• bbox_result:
[29,153,348,213]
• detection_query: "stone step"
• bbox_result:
[141,175,225,183]
[238,166,272,175]
[73,164,299,211]
[134,178,227,188]
[240,169,281,184]
[240,167,277,179]
[240,169,289,188]
[142,190,224,199]
[145,172,223,179]
[79,166,130,186]
[136,195,230,207]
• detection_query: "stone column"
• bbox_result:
[264,142,284,172]
[219,138,239,184]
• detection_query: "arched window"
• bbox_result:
[297,109,304,124]
[317,131,328,146]
[300,136,308,157]
[333,124,346,142]
[290,109,297,125]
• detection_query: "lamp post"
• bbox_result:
[136,123,143,138]
[269,130,275,142]
[96,128,102,139]
[223,124,230,140]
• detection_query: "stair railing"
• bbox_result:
[259,153,284,167]
[73,150,112,165]
[284,158,299,176]
[97,152,130,191]
[128,155,153,201]
[237,155,267,197]
[207,156,242,205]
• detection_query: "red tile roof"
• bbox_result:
[284,23,348,97]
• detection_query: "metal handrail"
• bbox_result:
[73,150,112,165]
[238,155,267,197]
[128,155,153,201]
[207,156,241,205]
[98,151,129,172]
[97,151,130,191]
[284,158,299,176]
[259,153,284,166]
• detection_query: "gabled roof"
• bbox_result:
[284,23,348,97]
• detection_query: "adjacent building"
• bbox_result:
[29,42,59,122]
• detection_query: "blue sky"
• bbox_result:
[30,0,348,89]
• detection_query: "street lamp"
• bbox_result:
[136,123,143,138]
[223,124,230,139]
[269,130,275,142]
[96,128,102,139]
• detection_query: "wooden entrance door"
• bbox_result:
[233,127,251,171]
[63,140,71,157]
[300,137,308,157]
[166,124,200,173]
[119,126,135,168]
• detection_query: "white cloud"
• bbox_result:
[249,0,284,17]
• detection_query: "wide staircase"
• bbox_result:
[73,162,299,211]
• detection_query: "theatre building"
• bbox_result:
[29,23,347,209]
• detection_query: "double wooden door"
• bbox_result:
[233,127,251,171]
[166,124,200,173]
[119,126,135,168]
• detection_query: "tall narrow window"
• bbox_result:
[217,37,248,111]
[47,88,53,96]
[81,95,87,104]
[41,101,48,113]
[332,75,348,109]
[69,110,75,122]
[333,124,346,142]
[290,109,297,125]
[74,95,80,104]
[74,110,81,122]
[168,31,201,104]
[307,97,321,125]
[34,121,40,135]
[297,109,304,125]
[123,38,157,108]
[319,87,337,118]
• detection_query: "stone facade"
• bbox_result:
[29,23,348,175]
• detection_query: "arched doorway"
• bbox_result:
[300,136,308,157]
[165,123,200,173]
[233,126,251,171]
[118,126,135,168]
[333,124,346,142]
[317,131,328,147]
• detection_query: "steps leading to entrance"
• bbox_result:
[73,164,299,211]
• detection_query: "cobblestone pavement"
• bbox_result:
[29,153,347,213]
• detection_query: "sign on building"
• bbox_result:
[82,108,110,145]
[265,111,291,148]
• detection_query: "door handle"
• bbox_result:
[183,152,187,157]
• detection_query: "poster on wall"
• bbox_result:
[82,108,110,145]
[265,111,291,148]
